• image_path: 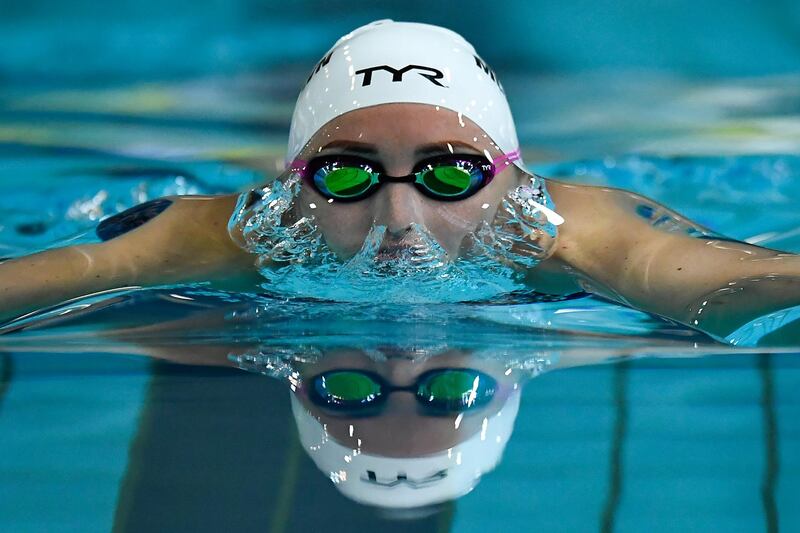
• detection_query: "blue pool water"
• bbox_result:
[1,72,800,532]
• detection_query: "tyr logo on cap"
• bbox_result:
[362,469,448,488]
[354,65,447,88]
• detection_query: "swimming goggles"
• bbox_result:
[308,368,497,415]
[297,154,506,202]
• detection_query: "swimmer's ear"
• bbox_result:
[96,199,173,241]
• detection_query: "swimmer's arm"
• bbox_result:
[2,301,259,367]
[97,303,259,367]
[0,195,260,324]
[548,181,800,339]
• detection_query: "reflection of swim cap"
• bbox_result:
[289,391,520,509]
[287,20,522,168]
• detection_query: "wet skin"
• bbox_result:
[1,103,800,340]
[291,104,524,259]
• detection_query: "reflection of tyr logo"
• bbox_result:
[354,65,447,88]
[362,469,448,488]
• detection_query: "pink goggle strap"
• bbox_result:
[492,149,522,168]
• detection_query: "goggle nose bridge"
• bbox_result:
[375,173,418,184]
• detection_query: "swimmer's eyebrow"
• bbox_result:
[317,140,378,155]
[414,141,483,156]
[316,140,484,157]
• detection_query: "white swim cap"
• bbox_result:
[287,20,522,168]
[290,391,521,509]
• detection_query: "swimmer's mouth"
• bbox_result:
[374,245,411,260]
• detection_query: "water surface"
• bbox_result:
[1,72,799,532]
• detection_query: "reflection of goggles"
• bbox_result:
[308,368,497,415]
[299,154,500,202]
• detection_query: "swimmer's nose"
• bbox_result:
[373,182,425,236]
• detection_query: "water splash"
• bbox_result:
[228,173,560,303]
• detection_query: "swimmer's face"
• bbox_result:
[293,103,522,259]
[295,348,521,456]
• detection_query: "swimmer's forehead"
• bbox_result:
[313,404,492,457]
[296,347,471,374]
[316,139,485,157]
[300,103,502,159]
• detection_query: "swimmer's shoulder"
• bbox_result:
[546,178,701,244]
[95,194,258,286]
[544,179,620,248]
[546,178,638,213]
[546,178,658,237]
[518,179,623,295]
[542,178,691,297]
[535,179,648,286]
[0,194,259,323]
[97,194,239,242]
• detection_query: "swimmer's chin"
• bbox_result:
[333,242,457,263]
[342,247,444,263]
[375,244,421,261]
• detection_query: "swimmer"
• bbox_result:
[1,20,800,341]
[286,346,522,511]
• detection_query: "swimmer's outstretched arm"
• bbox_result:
[546,181,800,340]
[0,194,260,324]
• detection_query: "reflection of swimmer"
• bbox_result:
[1,21,800,340]
[288,348,523,510]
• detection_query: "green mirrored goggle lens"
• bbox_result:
[319,167,373,197]
[418,369,493,407]
[316,371,382,404]
[421,166,474,196]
